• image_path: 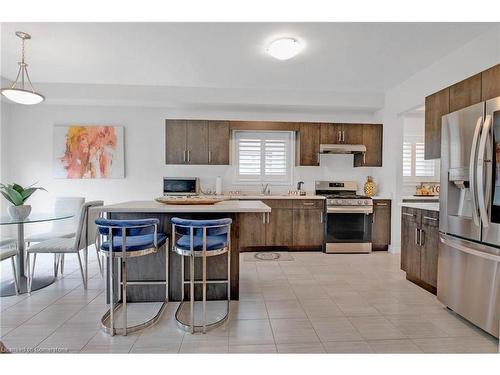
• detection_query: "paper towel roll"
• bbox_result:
[215,176,222,195]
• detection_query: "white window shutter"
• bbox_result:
[402,141,412,177]
[415,142,435,177]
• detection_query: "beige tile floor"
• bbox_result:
[1,249,498,353]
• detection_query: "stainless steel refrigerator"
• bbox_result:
[439,96,500,338]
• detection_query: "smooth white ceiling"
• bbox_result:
[1,22,496,93]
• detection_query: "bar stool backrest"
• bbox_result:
[95,218,160,237]
[74,201,104,251]
[171,217,232,237]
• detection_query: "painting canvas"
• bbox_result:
[53,125,125,179]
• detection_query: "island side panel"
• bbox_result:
[106,212,239,302]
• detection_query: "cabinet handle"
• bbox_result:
[415,228,419,245]
[402,212,415,217]
[183,150,187,163]
[187,150,191,163]
[208,151,212,164]
[263,213,266,224]
[303,202,315,206]
[267,212,270,224]
[363,152,366,165]
[342,130,345,142]
[420,229,425,246]
[320,212,323,223]
[423,216,438,221]
[376,203,388,206]
[337,130,341,143]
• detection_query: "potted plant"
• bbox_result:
[0,182,47,220]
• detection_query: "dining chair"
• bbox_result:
[0,238,20,295]
[26,201,103,291]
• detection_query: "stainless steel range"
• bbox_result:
[315,181,373,253]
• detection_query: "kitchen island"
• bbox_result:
[95,200,271,302]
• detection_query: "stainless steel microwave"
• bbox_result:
[163,177,200,196]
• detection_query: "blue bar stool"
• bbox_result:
[171,217,232,334]
[95,218,169,336]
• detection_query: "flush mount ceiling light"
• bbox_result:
[1,31,45,105]
[266,37,302,60]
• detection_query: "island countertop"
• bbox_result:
[96,199,271,213]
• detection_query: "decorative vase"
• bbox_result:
[8,205,31,221]
[363,176,377,197]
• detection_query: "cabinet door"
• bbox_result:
[449,73,482,113]
[266,208,294,246]
[401,208,420,276]
[342,124,363,144]
[238,212,266,248]
[208,121,230,165]
[297,123,320,166]
[165,120,187,164]
[424,88,449,160]
[186,120,209,164]
[320,123,343,144]
[419,211,439,288]
[292,209,324,246]
[354,124,383,167]
[372,200,391,250]
[482,64,500,101]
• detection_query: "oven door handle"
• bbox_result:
[327,207,373,214]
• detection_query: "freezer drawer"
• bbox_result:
[438,234,500,338]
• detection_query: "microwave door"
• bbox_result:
[440,102,484,242]
[483,97,500,247]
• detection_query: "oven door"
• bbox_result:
[326,207,373,253]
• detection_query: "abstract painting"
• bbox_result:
[53,125,125,179]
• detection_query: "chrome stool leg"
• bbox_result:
[202,227,207,334]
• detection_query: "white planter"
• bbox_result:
[8,205,31,221]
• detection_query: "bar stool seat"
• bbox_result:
[171,217,232,334]
[95,218,169,336]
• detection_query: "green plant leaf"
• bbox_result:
[12,183,24,193]
[4,186,23,205]
[1,191,15,205]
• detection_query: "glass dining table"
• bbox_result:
[0,213,74,296]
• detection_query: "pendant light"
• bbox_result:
[1,31,45,105]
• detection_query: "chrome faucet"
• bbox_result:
[261,183,270,195]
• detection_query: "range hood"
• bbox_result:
[319,144,366,154]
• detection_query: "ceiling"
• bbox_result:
[1,22,496,94]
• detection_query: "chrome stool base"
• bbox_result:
[101,301,168,335]
[175,300,229,333]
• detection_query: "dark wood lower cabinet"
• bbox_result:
[372,199,391,250]
[400,207,439,294]
[239,199,325,251]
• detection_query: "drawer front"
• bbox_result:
[292,200,324,209]
[402,207,419,223]
[373,199,391,208]
[261,199,293,209]
[421,209,439,227]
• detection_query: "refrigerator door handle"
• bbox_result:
[476,115,492,228]
[440,233,500,262]
[469,116,483,226]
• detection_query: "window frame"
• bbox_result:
[232,130,294,185]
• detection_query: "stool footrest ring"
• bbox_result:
[174,300,229,333]
[101,301,167,335]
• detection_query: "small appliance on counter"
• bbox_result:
[415,182,440,196]
[315,180,373,253]
[163,177,200,196]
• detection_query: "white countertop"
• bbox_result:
[227,194,325,200]
[96,200,271,213]
[400,202,440,212]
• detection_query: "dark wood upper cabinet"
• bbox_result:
[481,63,500,101]
[354,124,383,167]
[372,199,391,251]
[342,124,364,144]
[320,123,343,144]
[449,73,482,113]
[185,120,209,164]
[208,121,230,165]
[165,120,187,164]
[424,88,449,160]
[297,123,320,166]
